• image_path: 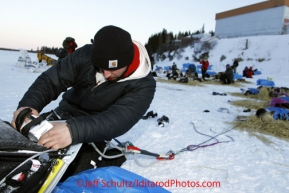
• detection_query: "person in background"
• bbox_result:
[55,37,78,59]
[167,63,182,80]
[231,59,239,73]
[178,70,189,83]
[199,57,209,81]
[243,66,249,77]
[246,66,254,78]
[220,64,234,84]
[63,37,78,54]
[11,25,156,173]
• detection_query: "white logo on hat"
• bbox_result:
[108,60,118,68]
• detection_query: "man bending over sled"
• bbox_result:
[10,25,156,176]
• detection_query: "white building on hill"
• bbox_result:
[215,0,289,38]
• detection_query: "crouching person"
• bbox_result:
[178,71,189,83]
[220,64,234,84]
[10,25,156,176]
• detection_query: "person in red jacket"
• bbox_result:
[246,66,254,78]
[200,57,209,81]
[63,37,78,54]
[55,37,78,59]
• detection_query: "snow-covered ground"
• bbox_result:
[1,34,289,193]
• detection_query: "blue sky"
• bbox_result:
[0,0,264,50]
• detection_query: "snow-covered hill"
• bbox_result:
[154,34,289,86]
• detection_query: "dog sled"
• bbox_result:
[0,118,171,193]
[0,119,82,193]
[0,107,172,193]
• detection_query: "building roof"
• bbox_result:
[216,0,289,20]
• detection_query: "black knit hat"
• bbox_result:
[91,25,134,70]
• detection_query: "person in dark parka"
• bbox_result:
[11,25,156,150]
[220,64,234,84]
[243,66,249,77]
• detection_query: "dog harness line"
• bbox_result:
[91,122,234,167]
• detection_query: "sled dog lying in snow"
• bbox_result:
[255,108,275,122]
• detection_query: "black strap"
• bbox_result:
[15,108,32,132]
[15,108,47,138]
[21,116,45,137]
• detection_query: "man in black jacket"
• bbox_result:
[220,64,234,84]
[11,25,156,150]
